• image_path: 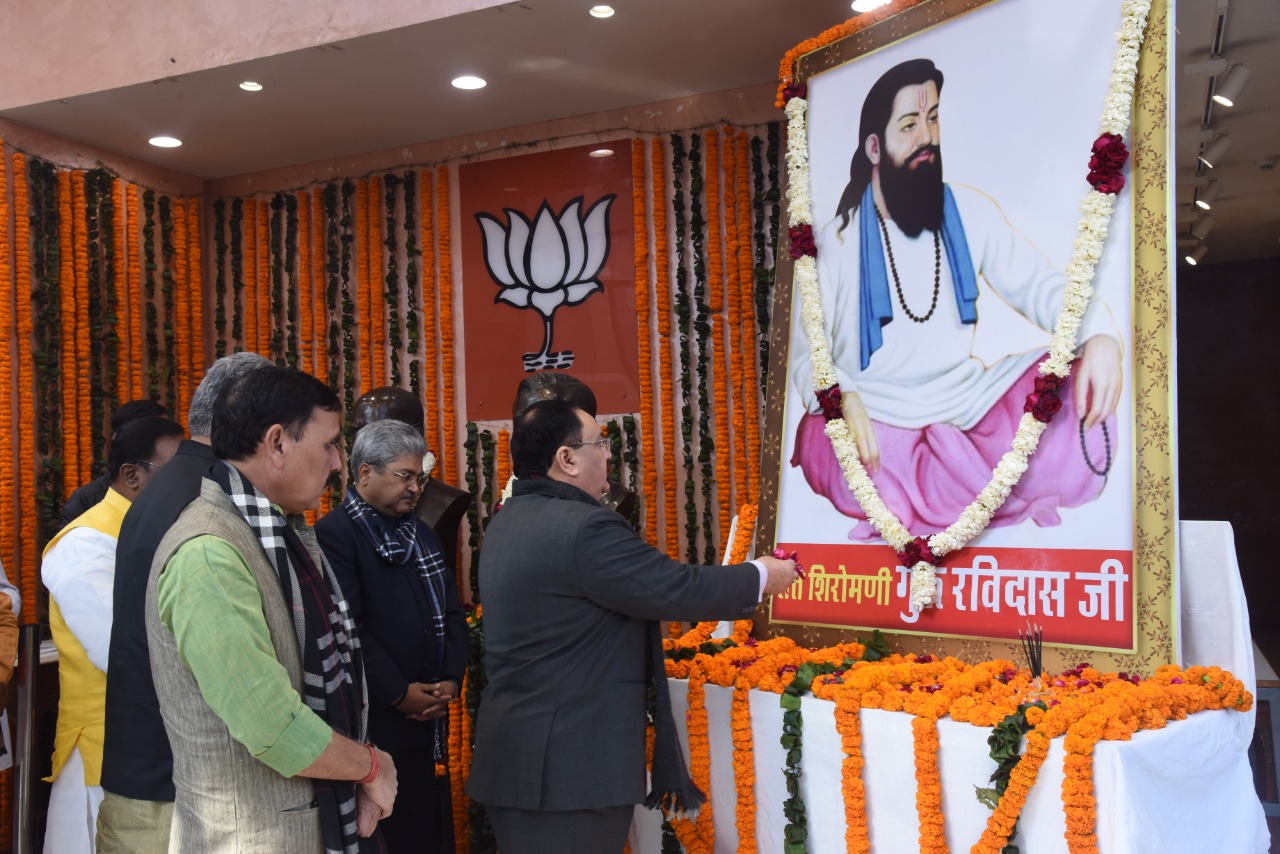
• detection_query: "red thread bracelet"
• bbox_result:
[357,743,379,785]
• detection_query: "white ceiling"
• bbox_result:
[2,0,1275,263]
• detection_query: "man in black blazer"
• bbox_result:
[467,398,799,852]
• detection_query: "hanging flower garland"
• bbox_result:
[384,174,403,388]
[30,160,64,543]
[172,197,191,419]
[689,132,716,564]
[783,0,1150,610]
[402,172,421,396]
[631,138,656,543]
[269,194,285,363]
[296,192,313,375]
[339,180,358,448]
[229,198,246,351]
[159,195,179,411]
[56,170,78,494]
[670,133,699,563]
[255,199,271,361]
[749,131,773,385]
[669,660,713,853]
[74,171,95,481]
[734,132,763,499]
[213,199,228,359]
[312,189,328,384]
[83,171,106,473]
[722,128,747,508]
[188,200,204,386]
[419,170,439,451]
[127,184,145,398]
[651,138,679,558]
[284,193,300,368]
[663,503,758,657]
[12,151,37,617]
[107,177,125,407]
[241,198,257,353]
[369,174,387,388]
[0,140,15,597]
[437,166,458,486]
[704,129,732,544]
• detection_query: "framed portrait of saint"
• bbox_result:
[758,0,1175,673]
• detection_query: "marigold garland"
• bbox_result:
[243,198,259,353]
[723,128,748,507]
[57,170,78,493]
[651,138,679,559]
[75,171,96,481]
[704,129,731,541]
[449,671,469,852]
[731,678,757,853]
[775,0,930,106]
[495,429,511,494]
[172,198,190,421]
[256,198,271,359]
[312,188,328,380]
[436,166,458,486]
[369,174,387,388]
[0,140,15,615]
[631,138,656,543]
[420,170,439,457]
[670,661,713,853]
[111,178,128,403]
[126,183,144,399]
[187,201,205,387]
[12,152,37,617]
[735,132,763,500]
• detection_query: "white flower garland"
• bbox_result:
[787,0,1151,611]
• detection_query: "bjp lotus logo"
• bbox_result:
[476,194,615,371]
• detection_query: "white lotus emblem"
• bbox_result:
[476,195,615,371]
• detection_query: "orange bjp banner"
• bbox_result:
[458,142,640,420]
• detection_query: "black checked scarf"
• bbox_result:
[213,462,370,854]
[342,486,451,759]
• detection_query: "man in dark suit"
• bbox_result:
[467,398,799,852]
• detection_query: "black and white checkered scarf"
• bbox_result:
[341,485,450,759]
[213,461,370,854]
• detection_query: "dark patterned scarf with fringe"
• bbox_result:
[213,461,370,854]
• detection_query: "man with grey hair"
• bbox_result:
[97,352,271,853]
[316,419,468,853]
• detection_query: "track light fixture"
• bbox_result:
[1199,134,1232,168]
[1212,64,1251,107]
[1194,181,1222,210]
[1184,244,1208,266]
[1190,215,1216,240]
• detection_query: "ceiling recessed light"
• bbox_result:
[588,148,615,158]
[452,75,487,90]
[590,5,615,17]
[149,136,182,148]
[239,81,263,92]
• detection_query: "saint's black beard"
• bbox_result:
[878,146,944,238]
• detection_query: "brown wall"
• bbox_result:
[1177,256,1280,661]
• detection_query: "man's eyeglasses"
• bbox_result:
[568,438,610,450]
[132,459,164,471]
[381,467,430,488]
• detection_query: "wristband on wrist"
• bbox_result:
[357,743,379,785]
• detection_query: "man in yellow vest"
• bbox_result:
[41,415,184,854]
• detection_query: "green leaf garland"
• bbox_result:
[230,198,245,346]
[384,174,403,388]
[339,180,357,448]
[671,133,699,563]
[142,190,160,401]
[269,193,285,364]
[213,199,228,358]
[402,171,422,397]
[284,192,300,367]
[688,132,716,564]
[84,169,106,473]
[158,194,177,410]
[29,159,64,540]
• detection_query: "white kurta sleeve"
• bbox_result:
[41,528,117,672]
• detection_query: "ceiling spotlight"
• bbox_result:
[852,0,892,10]
[588,148,615,158]
[148,136,182,148]
[1190,215,1216,240]
[589,5,615,17]
[1211,64,1251,107]
[1194,181,1222,210]
[239,81,263,92]
[1198,134,1232,168]
[1184,244,1208,266]
[451,75,487,90]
